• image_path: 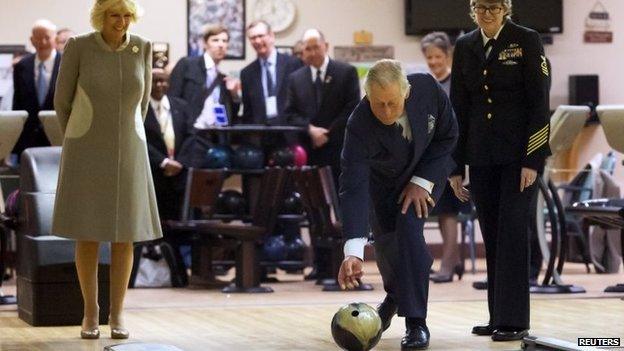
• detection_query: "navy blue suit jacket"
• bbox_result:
[340,73,458,239]
[12,52,60,155]
[239,52,302,125]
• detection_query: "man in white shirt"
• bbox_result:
[338,59,458,350]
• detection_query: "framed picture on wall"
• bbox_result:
[275,45,293,56]
[187,0,246,59]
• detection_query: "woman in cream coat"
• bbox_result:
[53,0,161,339]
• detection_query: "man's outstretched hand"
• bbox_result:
[337,256,364,290]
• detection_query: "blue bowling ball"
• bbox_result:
[262,234,287,262]
[203,145,233,169]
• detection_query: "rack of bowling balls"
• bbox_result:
[203,143,311,272]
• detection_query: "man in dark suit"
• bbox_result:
[169,24,240,127]
[145,69,194,221]
[338,60,458,350]
[240,20,302,127]
[12,19,60,161]
[284,28,360,184]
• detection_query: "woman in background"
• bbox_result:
[420,32,464,283]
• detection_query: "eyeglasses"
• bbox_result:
[472,5,504,15]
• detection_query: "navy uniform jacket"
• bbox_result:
[450,20,551,174]
[340,73,458,239]
[12,52,61,156]
[239,52,302,125]
[168,55,239,123]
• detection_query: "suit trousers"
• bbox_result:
[470,162,538,330]
[373,206,432,319]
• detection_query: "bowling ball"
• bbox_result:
[284,236,306,261]
[268,147,295,167]
[290,144,308,167]
[281,192,303,214]
[215,190,247,215]
[232,144,265,169]
[331,303,382,351]
[262,234,287,261]
[203,145,233,169]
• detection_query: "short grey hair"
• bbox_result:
[90,0,143,31]
[420,32,452,56]
[32,19,57,33]
[469,0,513,22]
[301,28,326,42]
[363,59,410,97]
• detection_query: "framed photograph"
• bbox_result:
[187,0,246,59]
[275,45,293,56]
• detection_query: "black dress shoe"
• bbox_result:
[471,324,495,336]
[401,322,430,350]
[377,296,397,331]
[491,329,529,341]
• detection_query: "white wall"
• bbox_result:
[1,0,622,105]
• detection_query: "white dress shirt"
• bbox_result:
[310,55,330,83]
[481,23,506,58]
[34,50,57,86]
[150,96,176,166]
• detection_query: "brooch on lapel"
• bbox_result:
[427,114,436,134]
[132,46,139,54]
[324,75,332,84]
[498,47,523,61]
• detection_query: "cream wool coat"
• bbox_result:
[52,32,162,242]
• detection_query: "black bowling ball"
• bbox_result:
[232,144,265,169]
[215,190,247,215]
[281,192,303,214]
[268,147,295,167]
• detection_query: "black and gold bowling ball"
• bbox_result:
[331,303,382,351]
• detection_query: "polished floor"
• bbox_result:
[1,260,623,351]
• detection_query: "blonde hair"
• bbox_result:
[90,0,143,31]
[364,59,410,97]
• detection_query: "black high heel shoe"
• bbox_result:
[429,264,464,283]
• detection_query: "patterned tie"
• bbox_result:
[314,69,323,111]
[264,60,275,97]
[36,62,48,106]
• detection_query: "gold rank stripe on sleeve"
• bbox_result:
[527,128,549,155]
[528,125,549,145]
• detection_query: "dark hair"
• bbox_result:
[420,32,452,56]
[203,24,229,42]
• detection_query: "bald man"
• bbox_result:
[284,28,360,185]
[12,19,60,160]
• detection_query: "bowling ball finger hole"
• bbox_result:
[351,311,359,317]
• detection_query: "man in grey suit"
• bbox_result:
[338,60,458,350]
